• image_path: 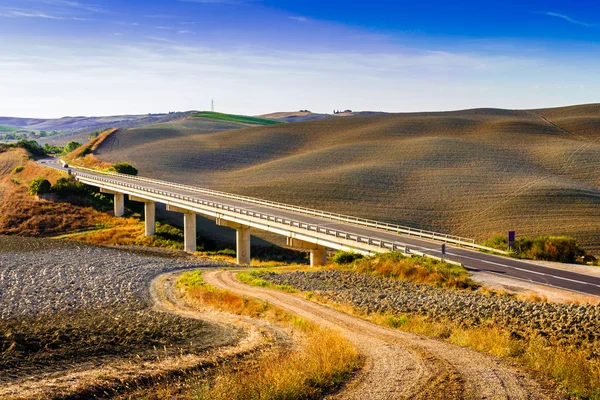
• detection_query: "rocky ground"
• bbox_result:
[0,235,238,389]
[257,270,600,352]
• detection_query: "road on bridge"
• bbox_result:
[40,159,600,297]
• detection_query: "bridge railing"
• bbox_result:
[71,166,507,255]
[73,170,465,266]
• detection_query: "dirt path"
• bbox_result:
[204,270,558,400]
[0,272,291,400]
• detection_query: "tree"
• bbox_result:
[29,177,51,196]
[53,176,86,197]
[17,140,46,156]
[63,141,82,153]
[112,162,138,176]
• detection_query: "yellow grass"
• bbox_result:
[305,291,600,399]
[176,271,361,400]
[0,149,118,237]
[347,251,478,289]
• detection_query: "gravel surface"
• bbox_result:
[0,235,228,318]
[0,235,239,389]
[258,270,600,350]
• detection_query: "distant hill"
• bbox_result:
[258,110,386,123]
[94,104,600,252]
[0,112,191,146]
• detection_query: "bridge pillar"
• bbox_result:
[216,218,251,265]
[101,188,125,217]
[287,238,328,268]
[166,205,197,253]
[129,195,156,236]
[310,248,328,267]
[184,212,197,253]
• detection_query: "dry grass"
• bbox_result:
[0,149,119,237]
[333,251,478,290]
[65,127,118,169]
[197,329,359,400]
[175,271,361,400]
[95,104,600,253]
[304,290,600,399]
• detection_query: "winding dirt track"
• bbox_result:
[204,270,558,400]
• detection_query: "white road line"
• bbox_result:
[449,252,600,289]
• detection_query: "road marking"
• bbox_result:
[449,252,600,289]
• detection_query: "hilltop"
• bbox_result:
[93,104,600,251]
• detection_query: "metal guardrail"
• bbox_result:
[67,165,507,255]
[73,170,465,266]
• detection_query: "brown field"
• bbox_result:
[94,104,600,252]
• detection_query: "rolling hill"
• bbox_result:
[0,112,191,146]
[94,104,600,252]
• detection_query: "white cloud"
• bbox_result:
[289,16,308,23]
[178,0,251,4]
[539,12,594,27]
[0,9,64,19]
[4,39,596,119]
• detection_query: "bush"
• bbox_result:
[52,176,86,197]
[516,236,584,263]
[112,162,138,176]
[353,251,478,290]
[63,141,82,154]
[12,166,24,174]
[28,177,51,196]
[482,234,508,250]
[331,251,364,264]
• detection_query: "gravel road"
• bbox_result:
[0,235,227,318]
[205,270,557,400]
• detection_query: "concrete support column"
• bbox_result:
[236,227,251,265]
[114,193,125,217]
[287,237,328,268]
[216,218,251,265]
[184,212,197,253]
[129,195,156,237]
[310,248,327,267]
[144,201,156,236]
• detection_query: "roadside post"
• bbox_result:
[441,244,446,261]
[508,231,515,250]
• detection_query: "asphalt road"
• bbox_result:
[40,159,600,297]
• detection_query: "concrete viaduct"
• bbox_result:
[39,160,600,296]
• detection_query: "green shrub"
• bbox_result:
[516,236,584,263]
[12,166,24,174]
[28,177,51,196]
[484,234,585,263]
[331,251,364,264]
[111,162,138,176]
[482,234,508,250]
[52,176,86,197]
[17,140,46,156]
[63,141,82,153]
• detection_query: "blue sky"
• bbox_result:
[0,0,599,117]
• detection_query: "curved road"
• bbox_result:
[39,159,600,297]
[205,270,556,400]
